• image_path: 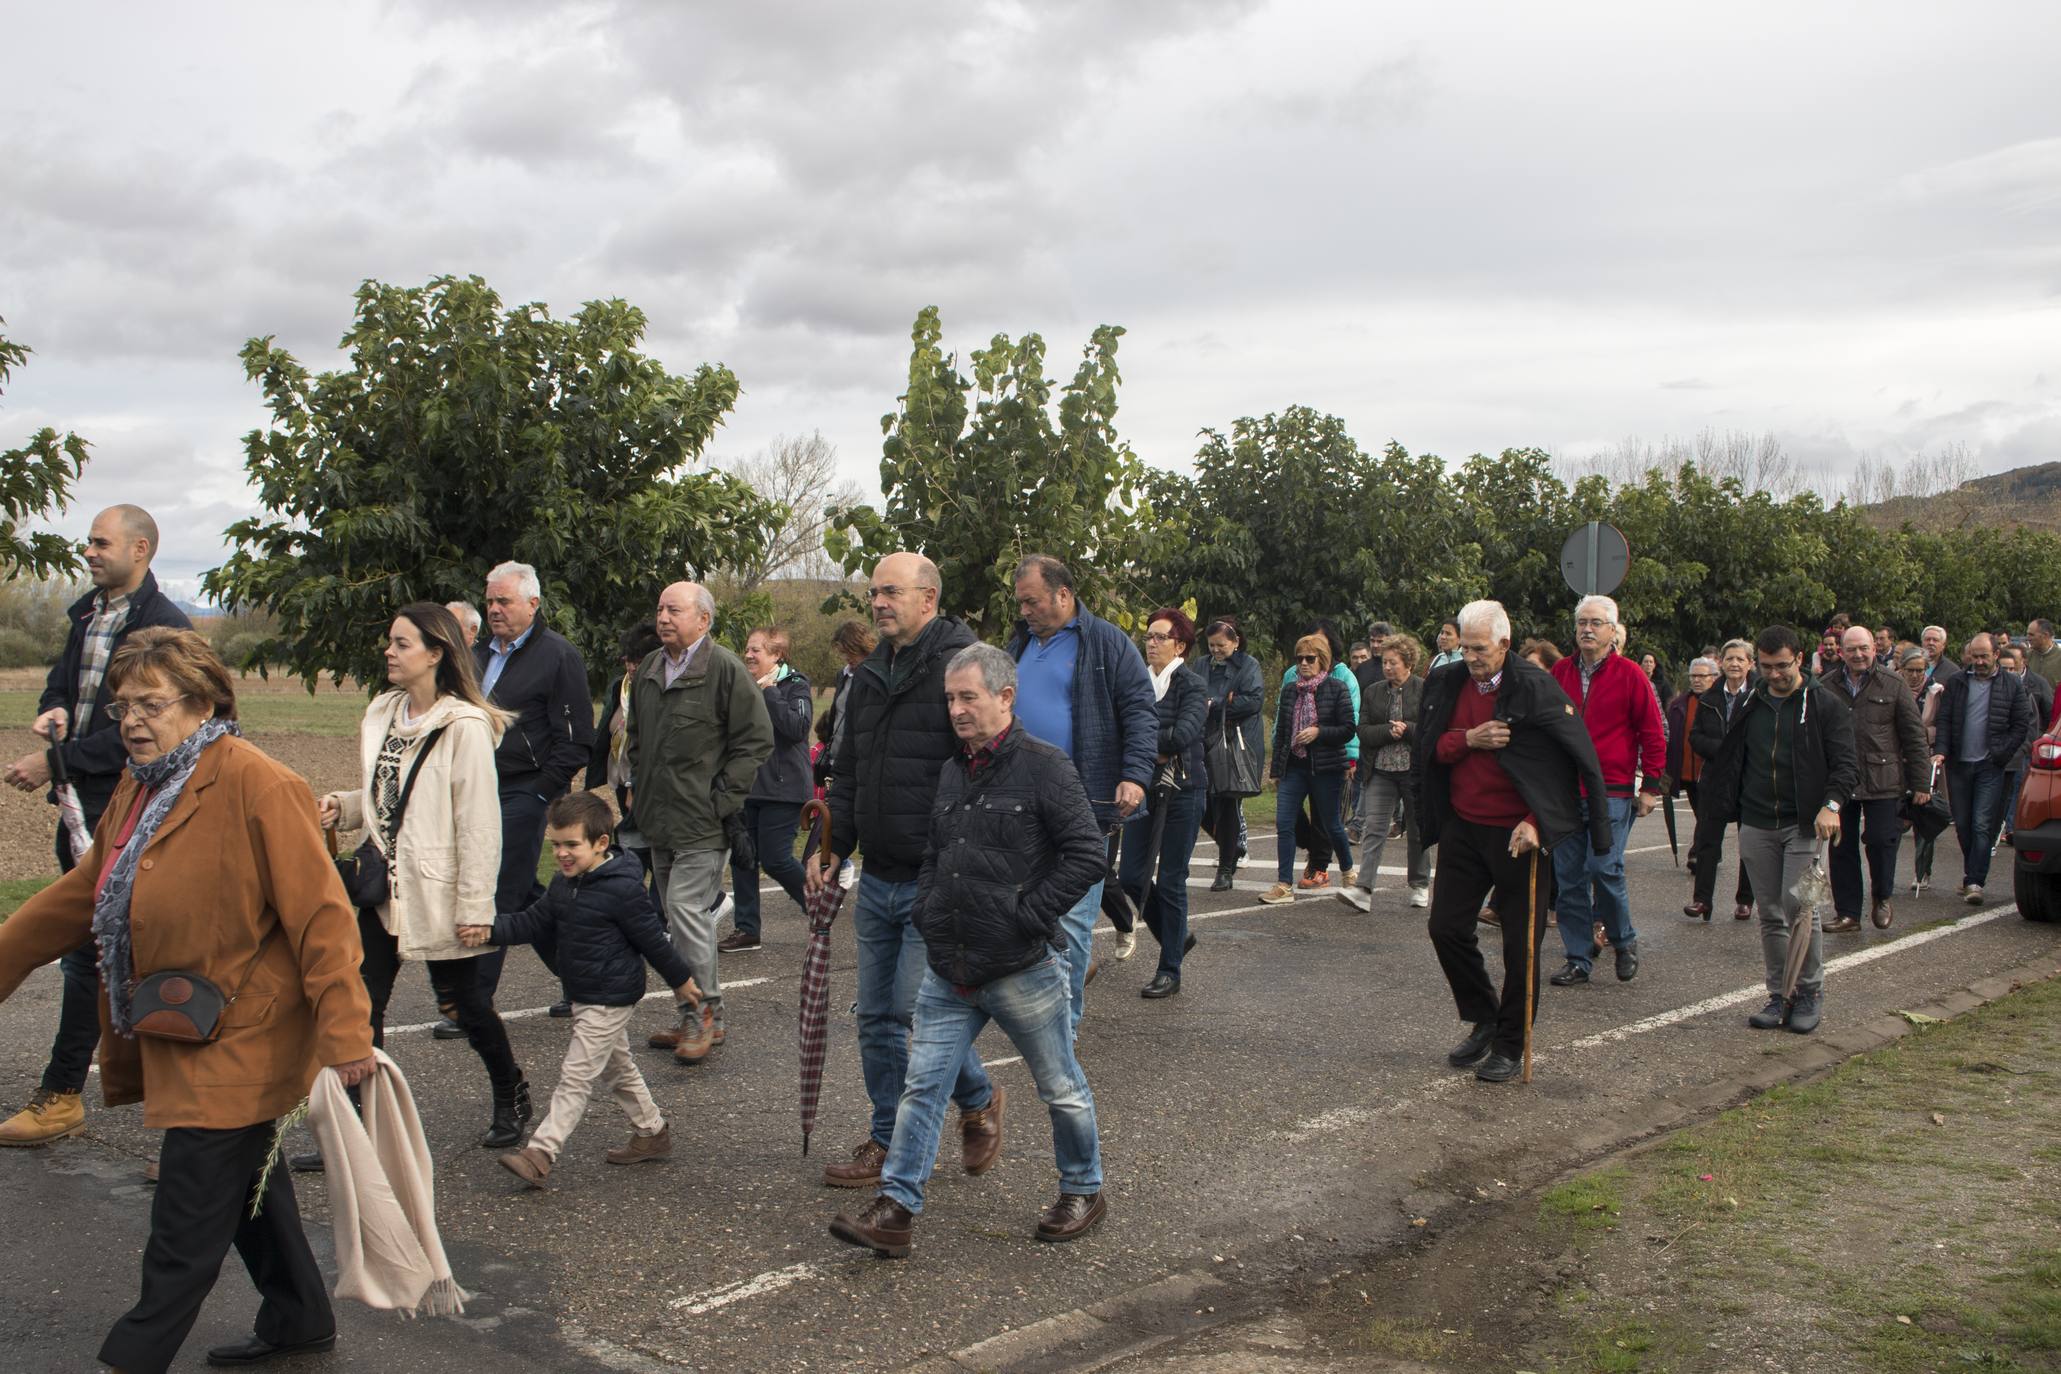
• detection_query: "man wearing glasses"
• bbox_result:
[1546,596,1668,987]
[1689,626,1856,1033]
[0,506,191,1146]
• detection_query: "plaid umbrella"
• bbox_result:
[797,798,845,1156]
[1783,836,1832,999]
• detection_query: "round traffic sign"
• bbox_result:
[1560,521,1630,597]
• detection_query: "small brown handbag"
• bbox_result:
[128,927,279,1044]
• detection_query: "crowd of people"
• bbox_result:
[0,504,2056,1371]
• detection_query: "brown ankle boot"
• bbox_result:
[605,1123,671,1165]
[829,1195,914,1258]
[823,1137,887,1188]
[959,1084,1005,1176]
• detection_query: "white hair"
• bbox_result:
[1575,594,1619,627]
[1689,657,1719,676]
[947,642,1017,695]
[444,600,482,634]
[1455,599,1511,645]
[687,582,716,621]
[486,561,541,602]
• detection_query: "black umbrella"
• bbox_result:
[1661,793,1680,866]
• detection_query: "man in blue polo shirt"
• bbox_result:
[1006,554,1158,1036]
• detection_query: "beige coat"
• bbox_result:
[328,692,503,961]
[0,735,375,1129]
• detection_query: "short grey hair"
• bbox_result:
[1689,657,1719,677]
[1575,594,1619,627]
[1922,624,1946,640]
[1455,599,1511,645]
[1720,638,1753,658]
[684,582,716,621]
[444,601,482,634]
[946,642,1017,695]
[487,560,541,601]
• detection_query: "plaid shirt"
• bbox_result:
[73,590,132,733]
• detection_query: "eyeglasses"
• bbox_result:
[1574,618,1612,630]
[1143,632,1176,644]
[107,695,189,723]
[1295,654,1320,664]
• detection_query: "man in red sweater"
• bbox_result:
[1415,601,1610,1083]
[1547,595,1667,986]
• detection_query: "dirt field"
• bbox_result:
[0,670,368,885]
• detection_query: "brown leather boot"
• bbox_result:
[823,1138,887,1188]
[605,1124,671,1165]
[1036,1190,1107,1242]
[648,1007,691,1050]
[673,1006,716,1064]
[829,1195,914,1258]
[1870,898,1894,929]
[959,1084,1005,1176]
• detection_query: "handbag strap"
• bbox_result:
[380,723,451,855]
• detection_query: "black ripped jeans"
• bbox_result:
[356,906,522,1091]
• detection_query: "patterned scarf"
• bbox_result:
[1289,677,1320,758]
[92,717,243,1037]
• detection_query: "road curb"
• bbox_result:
[906,946,2061,1373]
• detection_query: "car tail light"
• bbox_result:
[2024,850,2046,862]
[2035,737,2061,770]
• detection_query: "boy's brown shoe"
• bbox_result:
[605,1124,671,1165]
[498,1146,553,1188]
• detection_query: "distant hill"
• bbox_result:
[1856,462,2061,533]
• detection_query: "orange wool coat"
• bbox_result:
[0,735,374,1129]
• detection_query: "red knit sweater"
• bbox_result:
[1436,677,1533,829]
[1552,652,1666,797]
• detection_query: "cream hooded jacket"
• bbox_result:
[328,691,504,961]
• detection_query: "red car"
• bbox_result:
[2012,730,2061,922]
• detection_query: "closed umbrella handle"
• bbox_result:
[802,798,832,879]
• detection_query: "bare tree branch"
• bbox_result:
[720,432,862,590]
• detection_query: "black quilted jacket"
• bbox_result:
[911,726,1106,987]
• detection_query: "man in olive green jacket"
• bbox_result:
[626,581,773,1060]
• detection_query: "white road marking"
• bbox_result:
[982,1055,1025,1069]
[383,977,773,1036]
[669,1262,821,1314]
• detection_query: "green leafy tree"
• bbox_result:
[0,322,88,580]
[825,306,1151,637]
[203,275,776,686]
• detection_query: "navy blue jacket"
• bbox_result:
[474,625,595,799]
[1005,604,1158,830]
[747,668,815,804]
[1153,663,1208,791]
[489,849,692,1005]
[1933,668,2037,771]
[40,571,192,826]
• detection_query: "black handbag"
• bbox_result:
[334,725,449,909]
[1901,762,1951,842]
[129,927,279,1044]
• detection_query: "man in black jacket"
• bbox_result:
[810,552,1000,1192]
[1414,600,1610,1085]
[1931,633,2037,904]
[0,505,190,1145]
[831,643,1107,1257]
[1693,626,1857,1035]
[465,560,595,1018]
[1684,640,1758,921]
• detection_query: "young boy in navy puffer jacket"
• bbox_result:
[461,792,698,1188]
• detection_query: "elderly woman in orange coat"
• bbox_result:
[0,628,375,1374]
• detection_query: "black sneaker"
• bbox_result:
[1475,1051,1522,1082]
[1614,939,1640,982]
[717,930,762,953]
[1548,962,1589,986]
[1447,1022,1495,1067]
[1786,991,1822,1035]
[1746,994,1789,1030]
[288,1151,324,1174]
[547,1000,572,1018]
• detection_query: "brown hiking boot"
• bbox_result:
[959,1084,1005,1176]
[498,1146,553,1188]
[647,1007,690,1049]
[823,1137,887,1188]
[829,1195,914,1258]
[605,1124,671,1165]
[673,1005,717,1064]
[0,1088,85,1147]
[1036,1190,1107,1242]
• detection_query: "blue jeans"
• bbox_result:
[1947,760,2009,888]
[1553,795,1638,971]
[854,873,992,1147]
[1118,786,1204,978]
[880,960,1101,1214]
[1274,764,1355,882]
[731,800,806,939]
[1057,879,1107,1037]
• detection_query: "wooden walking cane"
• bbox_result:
[1522,846,1539,1084]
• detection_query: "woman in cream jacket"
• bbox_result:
[320,602,531,1148]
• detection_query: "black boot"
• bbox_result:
[1210,866,1234,892]
[481,1079,532,1149]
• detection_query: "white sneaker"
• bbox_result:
[1114,930,1138,960]
[1337,886,1371,912]
[710,893,735,926]
[1409,885,1429,909]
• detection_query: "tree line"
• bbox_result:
[5,277,2056,691]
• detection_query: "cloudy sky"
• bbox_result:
[5,2,2059,595]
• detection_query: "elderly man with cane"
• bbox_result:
[1416,601,1610,1084]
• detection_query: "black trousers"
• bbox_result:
[42,824,103,1094]
[357,906,522,1091]
[1098,832,1135,934]
[477,786,555,999]
[1202,794,1246,870]
[1685,782,1753,909]
[1830,795,1904,917]
[98,1120,332,1374]
[1427,818,1553,1057]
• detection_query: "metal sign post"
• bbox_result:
[1559,521,1630,598]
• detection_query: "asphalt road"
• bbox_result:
[1,813,2052,1372]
